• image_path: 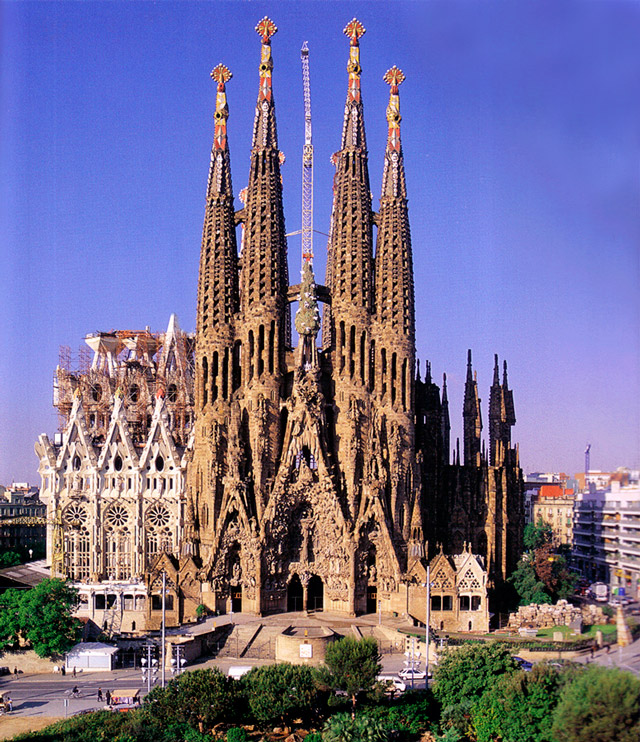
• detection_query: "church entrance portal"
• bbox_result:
[366,586,378,614]
[231,588,242,613]
[287,574,304,612]
[307,575,323,612]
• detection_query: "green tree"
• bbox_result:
[18,578,81,657]
[523,519,553,551]
[142,667,234,733]
[320,637,382,716]
[0,551,22,568]
[432,642,519,711]
[472,663,563,742]
[243,663,319,726]
[510,556,552,605]
[551,665,640,742]
[0,588,22,650]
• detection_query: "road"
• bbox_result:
[2,632,639,722]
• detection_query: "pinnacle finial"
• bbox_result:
[383,66,405,90]
[211,64,232,86]
[256,17,277,44]
[344,18,366,45]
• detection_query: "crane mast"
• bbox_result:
[301,41,313,266]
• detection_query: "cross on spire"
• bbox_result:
[256,17,277,44]
[344,18,365,45]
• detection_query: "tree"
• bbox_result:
[142,667,235,733]
[0,551,21,568]
[510,555,552,606]
[432,642,519,711]
[0,579,81,657]
[243,663,319,726]
[551,665,640,742]
[0,589,22,651]
[472,663,563,742]
[523,519,553,551]
[320,637,382,716]
[19,579,81,657]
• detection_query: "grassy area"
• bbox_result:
[536,624,617,639]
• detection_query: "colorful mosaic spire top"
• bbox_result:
[344,18,365,103]
[384,66,404,154]
[211,64,232,151]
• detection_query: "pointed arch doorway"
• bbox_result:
[287,574,304,612]
[307,575,324,612]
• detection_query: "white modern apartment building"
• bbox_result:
[572,476,640,599]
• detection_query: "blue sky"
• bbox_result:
[1,0,639,485]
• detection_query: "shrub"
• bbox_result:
[551,665,640,742]
[227,728,248,742]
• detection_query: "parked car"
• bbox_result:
[377,675,406,694]
[512,656,533,672]
[398,667,427,680]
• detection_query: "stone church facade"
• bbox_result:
[36,18,523,631]
[186,19,523,618]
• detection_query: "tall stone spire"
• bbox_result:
[370,66,416,540]
[374,66,415,408]
[324,18,374,520]
[489,354,504,466]
[237,17,289,506]
[463,350,483,467]
[189,64,240,559]
[441,373,450,465]
[196,64,239,344]
[323,18,373,351]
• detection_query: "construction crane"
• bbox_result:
[300,41,313,266]
[285,43,328,258]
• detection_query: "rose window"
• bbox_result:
[107,505,129,528]
[64,504,87,527]
[147,503,170,528]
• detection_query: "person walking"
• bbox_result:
[5,695,12,712]
[97,687,103,702]
[105,689,111,706]
[72,666,76,678]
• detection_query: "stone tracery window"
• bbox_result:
[104,505,132,580]
[64,503,87,528]
[64,524,91,581]
[145,503,173,567]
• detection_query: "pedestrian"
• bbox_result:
[72,666,76,677]
[5,695,11,712]
[97,687,103,702]
[61,665,66,676]
[606,644,611,654]
[13,667,17,675]
[105,689,111,706]
[590,644,595,659]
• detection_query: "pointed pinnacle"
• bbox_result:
[211,64,232,85]
[344,18,366,45]
[383,66,405,89]
[256,17,277,43]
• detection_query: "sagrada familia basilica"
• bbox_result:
[36,19,523,635]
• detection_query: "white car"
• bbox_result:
[398,667,427,680]
[377,675,406,693]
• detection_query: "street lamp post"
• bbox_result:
[424,565,432,688]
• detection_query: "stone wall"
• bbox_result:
[508,600,582,630]
[0,649,59,675]
[508,600,611,630]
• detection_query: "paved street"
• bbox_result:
[1,615,638,722]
